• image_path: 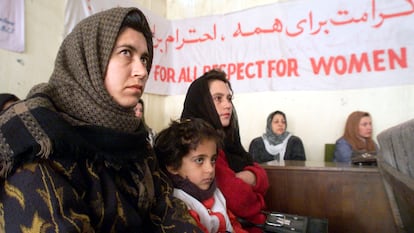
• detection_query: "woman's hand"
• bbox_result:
[235,170,256,186]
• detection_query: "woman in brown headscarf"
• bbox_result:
[0,7,201,233]
[181,69,269,233]
[334,111,378,163]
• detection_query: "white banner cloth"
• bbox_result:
[65,0,414,95]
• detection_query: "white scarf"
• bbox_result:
[263,133,292,160]
[173,188,233,233]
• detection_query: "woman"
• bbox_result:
[249,110,306,163]
[0,7,200,233]
[334,111,378,163]
[134,98,157,146]
[181,69,269,233]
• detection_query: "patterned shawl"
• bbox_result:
[0,7,146,178]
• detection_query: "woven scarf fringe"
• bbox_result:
[37,138,53,159]
[0,160,12,179]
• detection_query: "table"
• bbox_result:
[261,160,397,233]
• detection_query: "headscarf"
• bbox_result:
[0,7,153,177]
[181,69,253,172]
[28,7,153,132]
[262,110,291,145]
[261,111,291,158]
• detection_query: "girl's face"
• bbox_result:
[358,116,372,138]
[271,113,286,135]
[104,28,150,108]
[209,80,233,127]
[168,139,217,190]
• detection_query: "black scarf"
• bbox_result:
[0,96,150,178]
[169,173,216,202]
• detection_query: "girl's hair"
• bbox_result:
[343,111,376,152]
[155,118,222,171]
[121,9,153,73]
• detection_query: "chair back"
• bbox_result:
[324,143,335,162]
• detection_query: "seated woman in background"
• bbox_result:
[334,111,378,163]
[134,98,156,146]
[249,110,306,163]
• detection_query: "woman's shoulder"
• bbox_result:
[289,135,303,142]
[336,137,349,145]
[250,136,263,144]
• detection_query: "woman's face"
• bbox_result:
[358,116,372,138]
[104,28,150,108]
[271,113,286,135]
[209,80,233,127]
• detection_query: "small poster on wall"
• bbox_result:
[0,0,25,53]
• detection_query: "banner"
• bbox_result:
[65,0,414,95]
[0,0,24,52]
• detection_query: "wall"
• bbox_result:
[1,0,413,161]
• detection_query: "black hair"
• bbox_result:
[121,9,153,73]
[0,93,19,111]
[155,118,222,171]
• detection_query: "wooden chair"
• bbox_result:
[377,119,414,233]
[324,143,335,162]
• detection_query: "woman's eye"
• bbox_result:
[213,96,222,102]
[141,56,149,65]
[121,49,131,56]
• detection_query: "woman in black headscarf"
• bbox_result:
[181,69,269,233]
[0,7,201,233]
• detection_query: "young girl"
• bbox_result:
[155,118,247,233]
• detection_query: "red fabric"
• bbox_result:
[202,197,227,232]
[189,209,209,233]
[227,209,249,233]
[215,149,269,231]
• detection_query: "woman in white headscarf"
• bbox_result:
[249,110,306,163]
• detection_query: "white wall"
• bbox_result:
[1,0,413,162]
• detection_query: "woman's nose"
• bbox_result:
[132,60,147,79]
